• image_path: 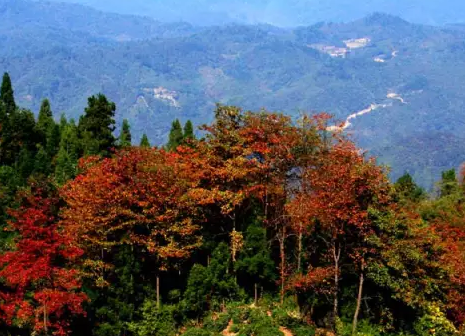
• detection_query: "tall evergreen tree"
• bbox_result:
[33,144,51,176]
[140,133,150,148]
[167,119,183,151]
[36,99,53,136]
[55,119,79,185]
[394,173,425,202]
[0,73,15,115]
[440,169,459,198]
[78,94,116,157]
[183,120,194,140]
[119,119,132,147]
[1,109,37,166]
[236,220,276,304]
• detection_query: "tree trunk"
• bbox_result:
[332,245,341,328]
[156,274,160,309]
[254,283,258,305]
[352,270,364,335]
[297,226,303,273]
[280,226,286,305]
[43,303,48,335]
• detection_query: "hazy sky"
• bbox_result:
[47,0,465,26]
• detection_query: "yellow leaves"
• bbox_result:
[230,230,244,262]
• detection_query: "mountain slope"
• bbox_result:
[2,2,465,187]
[44,0,465,26]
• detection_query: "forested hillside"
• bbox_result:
[0,72,464,336]
[3,1,465,187]
[46,0,465,26]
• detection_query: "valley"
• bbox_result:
[2,0,465,187]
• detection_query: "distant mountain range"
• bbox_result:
[44,0,465,26]
[3,0,465,188]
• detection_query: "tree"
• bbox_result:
[36,99,53,137]
[140,133,151,147]
[295,139,390,331]
[439,169,459,198]
[33,144,51,176]
[36,100,60,159]
[60,148,203,308]
[78,94,116,157]
[167,119,183,151]
[55,119,79,185]
[183,120,194,141]
[235,220,276,304]
[1,109,37,167]
[0,180,87,335]
[119,119,132,147]
[395,173,425,203]
[0,73,15,115]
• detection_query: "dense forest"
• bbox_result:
[0,71,464,336]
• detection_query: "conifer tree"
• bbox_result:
[183,120,194,140]
[167,119,183,151]
[236,221,276,304]
[0,73,15,115]
[2,109,37,166]
[394,173,425,202]
[36,99,53,136]
[78,94,116,157]
[119,119,132,147]
[55,120,79,185]
[440,169,459,197]
[33,144,51,176]
[140,133,150,148]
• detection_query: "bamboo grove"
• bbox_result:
[0,73,464,336]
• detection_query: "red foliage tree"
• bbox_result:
[0,181,87,335]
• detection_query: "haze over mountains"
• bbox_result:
[45,0,465,26]
[3,0,465,188]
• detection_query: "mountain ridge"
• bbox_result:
[2,0,465,187]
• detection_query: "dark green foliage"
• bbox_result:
[16,147,34,180]
[36,99,53,137]
[78,94,116,157]
[182,243,243,319]
[167,119,183,151]
[55,119,79,184]
[93,245,149,336]
[127,302,177,336]
[182,264,211,318]
[236,221,276,297]
[394,173,426,202]
[118,119,132,147]
[183,120,195,141]
[140,133,151,147]
[439,169,459,197]
[0,109,37,166]
[33,145,51,176]
[0,73,15,115]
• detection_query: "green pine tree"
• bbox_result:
[394,173,425,203]
[183,120,194,140]
[33,145,51,176]
[36,99,53,135]
[93,245,149,336]
[55,119,79,185]
[0,73,16,115]
[167,119,183,151]
[16,147,34,180]
[439,169,459,198]
[236,221,276,303]
[1,109,38,166]
[78,94,116,157]
[119,119,132,147]
[140,133,151,148]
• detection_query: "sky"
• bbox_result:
[46,0,465,27]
